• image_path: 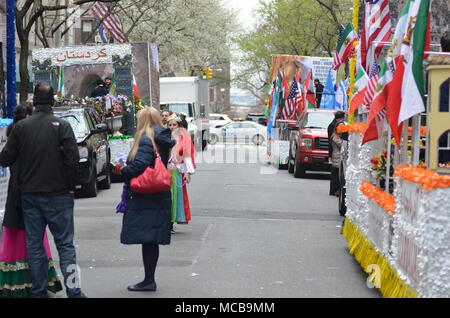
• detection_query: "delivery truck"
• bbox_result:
[160,77,210,151]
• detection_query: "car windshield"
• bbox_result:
[161,104,194,117]
[54,111,89,135]
[302,112,335,129]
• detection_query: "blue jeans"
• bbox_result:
[21,193,81,298]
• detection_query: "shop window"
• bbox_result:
[439,78,450,112]
[438,130,450,165]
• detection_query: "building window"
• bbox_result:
[82,20,95,44]
[438,130,450,165]
[439,78,450,112]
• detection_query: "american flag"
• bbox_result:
[361,0,392,72]
[281,78,301,120]
[363,60,380,108]
[332,25,346,70]
[91,1,126,43]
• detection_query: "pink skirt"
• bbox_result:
[0,228,52,262]
[0,227,62,298]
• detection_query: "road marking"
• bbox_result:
[190,223,214,268]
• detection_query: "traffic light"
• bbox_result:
[206,67,213,80]
[201,67,208,79]
[201,67,213,80]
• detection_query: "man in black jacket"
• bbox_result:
[91,79,109,98]
[0,83,84,298]
[314,79,325,107]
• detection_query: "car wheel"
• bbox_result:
[98,165,111,190]
[82,161,98,198]
[293,153,306,178]
[288,155,294,174]
[202,131,208,151]
[252,134,264,146]
[209,134,218,145]
[339,186,347,216]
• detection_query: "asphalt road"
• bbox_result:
[48,142,379,298]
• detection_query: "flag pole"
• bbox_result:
[411,114,421,166]
[386,126,392,193]
[348,0,360,124]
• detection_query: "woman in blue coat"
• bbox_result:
[118,107,175,292]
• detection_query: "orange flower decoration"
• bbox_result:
[337,125,350,133]
[360,181,396,216]
[338,123,368,134]
[407,126,427,137]
[394,165,450,190]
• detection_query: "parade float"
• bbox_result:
[340,0,450,298]
[266,55,335,168]
[31,42,160,178]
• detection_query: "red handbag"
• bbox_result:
[130,143,172,194]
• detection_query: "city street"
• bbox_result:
[49,143,379,298]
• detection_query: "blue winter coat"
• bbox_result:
[120,126,175,245]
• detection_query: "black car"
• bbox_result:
[53,106,111,197]
[246,113,267,126]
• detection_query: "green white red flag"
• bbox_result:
[386,0,431,145]
[57,67,64,98]
[398,0,431,124]
[133,74,140,103]
[349,64,369,114]
[332,24,358,70]
[362,58,393,145]
[303,71,316,109]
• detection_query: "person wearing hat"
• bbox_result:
[0,83,85,298]
[91,79,109,97]
[179,112,188,130]
[104,76,112,91]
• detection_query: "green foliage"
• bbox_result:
[234,0,352,99]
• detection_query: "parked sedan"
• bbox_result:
[209,121,266,145]
[53,106,111,198]
[209,113,233,128]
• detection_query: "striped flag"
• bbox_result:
[349,63,369,113]
[281,78,300,120]
[332,24,358,70]
[386,0,414,145]
[362,58,393,144]
[398,0,431,124]
[133,74,140,103]
[361,0,392,72]
[91,1,126,43]
[57,67,64,98]
[363,60,380,108]
[303,71,316,109]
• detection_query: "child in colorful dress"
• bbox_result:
[167,116,195,232]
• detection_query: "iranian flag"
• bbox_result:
[386,0,431,145]
[303,71,316,109]
[389,0,415,58]
[362,58,393,145]
[57,67,64,98]
[332,24,358,70]
[133,74,141,103]
[398,0,431,124]
[349,64,369,114]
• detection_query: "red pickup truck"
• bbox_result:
[288,109,336,178]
